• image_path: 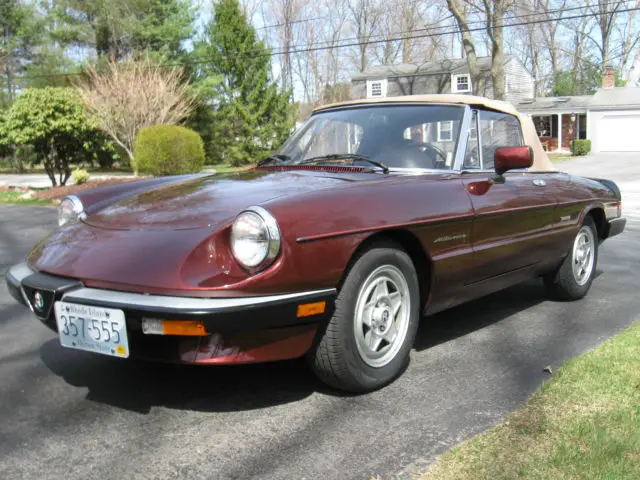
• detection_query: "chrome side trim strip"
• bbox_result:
[62,287,337,313]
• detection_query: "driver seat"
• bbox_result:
[373,140,437,169]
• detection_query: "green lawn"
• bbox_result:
[203,163,252,174]
[0,190,51,205]
[549,154,575,163]
[423,321,640,480]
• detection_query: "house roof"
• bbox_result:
[518,87,640,113]
[517,96,592,113]
[313,94,554,172]
[590,87,640,109]
[351,55,515,81]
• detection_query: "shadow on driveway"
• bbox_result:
[36,275,576,415]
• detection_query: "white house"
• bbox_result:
[518,67,640,153]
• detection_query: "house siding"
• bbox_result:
[504,57,534,104]
[350,59,532,102]
[351,70,494,100]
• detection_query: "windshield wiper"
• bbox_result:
[257,154,290,167]
[297,154,389,174]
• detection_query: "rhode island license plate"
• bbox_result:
[54,301,129,358]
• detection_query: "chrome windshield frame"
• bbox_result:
[282,102,472,174]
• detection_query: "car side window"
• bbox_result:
[478,110,524,170]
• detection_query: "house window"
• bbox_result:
[366,79,387,98]
[578,114,587,139]
[437,121,454,142]
[533,115,553,137]
[452,74,471,93]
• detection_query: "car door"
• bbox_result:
[462,109,557,284]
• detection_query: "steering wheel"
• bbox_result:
[414,142,448,166]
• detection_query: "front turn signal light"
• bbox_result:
[297,301,326,318]
[142,318,207,336]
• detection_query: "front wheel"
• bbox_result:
[544,217,598,300]
[308,242,420,393]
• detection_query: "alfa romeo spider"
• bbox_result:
[6,95,626,392]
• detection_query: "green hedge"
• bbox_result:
[134,125,205,176]
[570,139,592,156]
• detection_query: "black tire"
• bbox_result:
[308,241,420,393]
[544,216,599,300]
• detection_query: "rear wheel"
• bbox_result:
[544,216,598,300]
[308,242,420,393]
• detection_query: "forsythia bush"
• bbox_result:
[134,125,205,176]
[570,139,592,156]
[71,168,90,185]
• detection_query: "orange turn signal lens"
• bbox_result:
[142,318,207,336]
[296,301,326,318]
[162,320,207,336]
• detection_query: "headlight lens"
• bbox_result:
[58,195,85,227]
[230,207,281,270]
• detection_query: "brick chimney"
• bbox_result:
[602,65,616,89]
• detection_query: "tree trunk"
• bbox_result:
[447,0,483,95]
[11,150,24,174]
[488,0,507,100]
[43,156,57,187]
[402,0,410,63]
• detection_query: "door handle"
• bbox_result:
[533,179,546,187]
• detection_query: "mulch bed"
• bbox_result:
[34,178,143,202]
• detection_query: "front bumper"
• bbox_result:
[6,262,336,364]
[606,217,626,239]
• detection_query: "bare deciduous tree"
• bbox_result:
[446,0,483,94]
[78,60,197,172]
[482,0,509,100]
[591,0,626,67]
[347,0,382,72]
[537,0,566,77]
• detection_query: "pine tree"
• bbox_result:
[197,0,295,165]
[0,0,46,107]
[48,0,194,62]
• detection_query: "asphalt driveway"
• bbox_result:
[1,154,638,479]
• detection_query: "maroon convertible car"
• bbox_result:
[7,95,626,392]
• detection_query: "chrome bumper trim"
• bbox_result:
[8,262,34,283]
[61,287,337,314]
[6,262,34,310]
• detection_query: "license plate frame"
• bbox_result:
[54,301,130,358]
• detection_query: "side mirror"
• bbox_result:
[494,146,533,177]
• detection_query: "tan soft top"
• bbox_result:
[314,94,554,171]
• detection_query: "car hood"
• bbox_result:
[84,169,380,231]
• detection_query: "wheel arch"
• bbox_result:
[338,229,433,310]
[585,205,607,240]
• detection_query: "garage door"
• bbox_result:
[599,114,640,152]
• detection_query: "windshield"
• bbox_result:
[278,105,465,170]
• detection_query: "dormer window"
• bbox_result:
[452,74,471,93]
[366,79,387,98]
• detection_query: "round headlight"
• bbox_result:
[58,195,86,227]
[231,206,281,270]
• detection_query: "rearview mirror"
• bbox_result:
[494,146,533,176]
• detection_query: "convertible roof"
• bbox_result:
[314,94,555,172]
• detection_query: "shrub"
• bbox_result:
[2,88,109,186]
[570,139,592,156]
[72,168,90,185]
[134,125,205,176]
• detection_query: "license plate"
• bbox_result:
[54,301,129,358]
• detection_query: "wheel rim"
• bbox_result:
[353,265,411,368]
[572,226,595,286]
